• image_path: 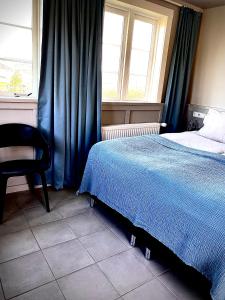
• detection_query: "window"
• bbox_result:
[0,0,40,97]
[102,0,172,103]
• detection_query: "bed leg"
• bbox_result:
[130,234,136,247]
[145,247,151,260]
[90,198,95,208]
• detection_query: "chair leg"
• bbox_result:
[26,174,35,194]
[0,177,8,224]
[40,172,50,213]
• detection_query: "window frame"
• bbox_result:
[32,0,42,97]
[103,0,173,103]
[123,13,158,102]
[0,0,41,98]
[103,5,129,101]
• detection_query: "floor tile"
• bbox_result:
[0,229,39,263]
[32,221,76,249]
[0,189,211,300]
[58,264,119,300]
[123,279,176,300]
[93,205,117,227]
[0,251,54,299]
[12,281,64,300]
[128,248,170,277]
[0,213,29,236]
[15,190,42,210]
[94,206,132,248]
[98,249,154,295]
[24,206,62,227]
[65,209,106,237]
[55,196,90,218]
[158,270,211,299]
[48,188,76,209]
[3,196,19,220]
[79,229,128,262]
[108,223,133,249]
[43,239,94,278]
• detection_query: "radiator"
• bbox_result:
[102,123,161,140]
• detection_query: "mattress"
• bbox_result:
[162,131,225,154]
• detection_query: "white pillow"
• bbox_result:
[198,109,225,143]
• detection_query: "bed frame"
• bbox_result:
[89,195,152,260]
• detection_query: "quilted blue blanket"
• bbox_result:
[79,135,225,300]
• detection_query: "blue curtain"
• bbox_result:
[163,7,202,132]
[38,0,104,190]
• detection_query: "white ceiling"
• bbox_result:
[185,0,225,8]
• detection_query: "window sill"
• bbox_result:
[102,101,163,106]
[0,97,38,104]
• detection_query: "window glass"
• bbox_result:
[127,20,153,100]
[0,24,32,61]
[0,60,32,95]
[0,0,32,27]
[102,11,124,99]
[102,1,170,103]
[0,0,33,97]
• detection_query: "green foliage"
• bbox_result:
[9,70,23,93]
[127,89,145,100]
[0,82,8,90]
[103,88,145,100]
[103,89,118,98]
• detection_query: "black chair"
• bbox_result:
[0,123,51,223]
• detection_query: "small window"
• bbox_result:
[0,0,38,97]
[102,0,172,103]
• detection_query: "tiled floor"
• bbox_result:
[0,189,211,300]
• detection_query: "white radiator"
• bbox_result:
[102,123,161,140]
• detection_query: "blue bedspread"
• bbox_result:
[79,135,225,300]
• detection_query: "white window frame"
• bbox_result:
[103,0,173,103]
[32,0,42,97]
[103,5,129,101]
[0,0,41,98]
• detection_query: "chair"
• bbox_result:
[0,123,51,223]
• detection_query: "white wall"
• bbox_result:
[190,6,225,108]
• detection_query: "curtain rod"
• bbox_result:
[163,0,203,12]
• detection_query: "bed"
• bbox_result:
[79,127,225,300]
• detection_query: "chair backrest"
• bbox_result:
[0,123,50,164]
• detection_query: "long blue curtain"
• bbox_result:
[38,0,104,189]
[163,7,202,132]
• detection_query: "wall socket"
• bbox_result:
[193,111,206,119]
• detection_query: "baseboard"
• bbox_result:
[7,184,29,194]
[6,183,51,194]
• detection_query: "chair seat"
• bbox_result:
[0,159,48,177]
